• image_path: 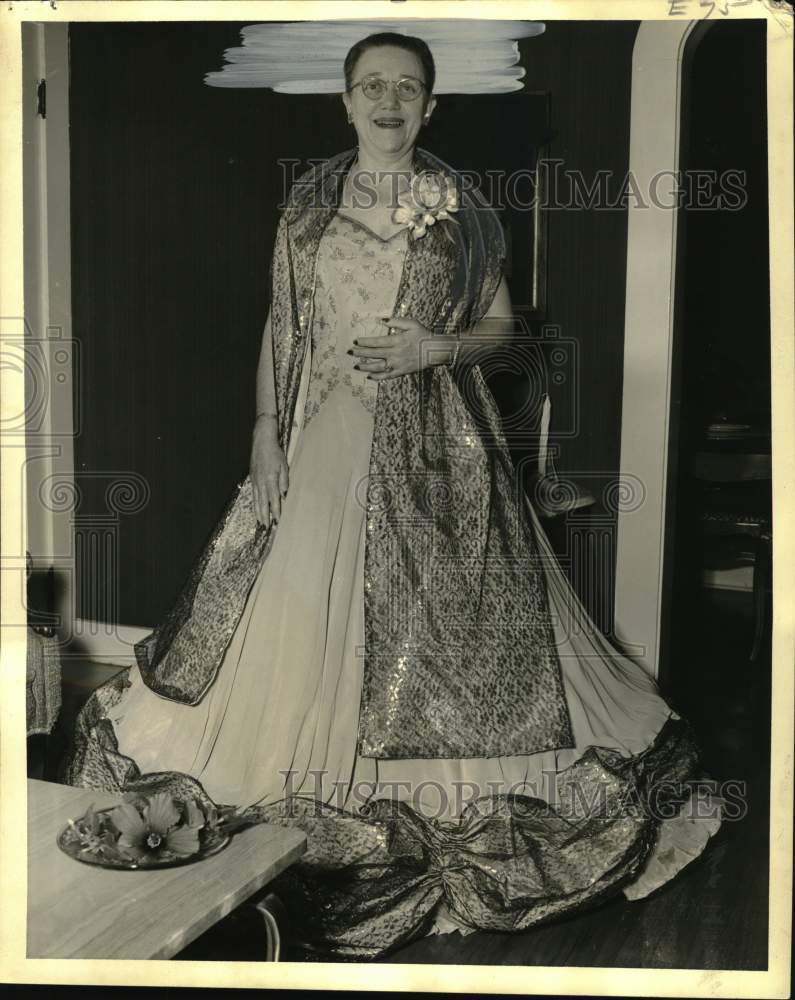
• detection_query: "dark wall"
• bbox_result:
[69,21,638,628]
[677,19,770,428]
[519,21,639,489]
[70,21,337,627]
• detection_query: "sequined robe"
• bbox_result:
[66,148,725,962]
[133,146,575,760]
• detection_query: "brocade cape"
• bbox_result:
[134,146,575,759]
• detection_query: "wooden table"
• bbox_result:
[27,779,307,960]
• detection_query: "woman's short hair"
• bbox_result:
[344,32,436,94]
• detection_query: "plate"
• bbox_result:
[56,807,231,870]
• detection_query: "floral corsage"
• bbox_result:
[392,171,460,240]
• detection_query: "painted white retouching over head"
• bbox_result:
[204,20,545,94]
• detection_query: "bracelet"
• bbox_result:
[255,411,278,422]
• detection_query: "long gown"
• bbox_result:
[102,210,722,942]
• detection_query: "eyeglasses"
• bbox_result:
[347,74,426,102]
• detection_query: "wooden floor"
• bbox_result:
[36,589,771,970]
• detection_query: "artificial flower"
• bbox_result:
[392,170,460,240]
[67,804,125,861]
[110,792,203,861]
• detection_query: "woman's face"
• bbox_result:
[342,45,436,163]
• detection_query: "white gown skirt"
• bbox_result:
[109,367,722,912]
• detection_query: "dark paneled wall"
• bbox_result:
[70,22,344,627]
[70,21,638,628]
[519,22,638,485]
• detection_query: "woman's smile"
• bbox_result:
[368,112,409,150]
[372,116,405,129]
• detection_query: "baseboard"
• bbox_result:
[63,618,153,666]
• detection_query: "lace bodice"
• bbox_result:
[302,212,409,427]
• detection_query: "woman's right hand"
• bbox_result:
[250,417,289,526]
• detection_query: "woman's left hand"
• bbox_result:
[348,316,448,380]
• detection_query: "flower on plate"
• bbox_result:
[110,793,204,861]
[392,170,460,240]
[67,804,125,861]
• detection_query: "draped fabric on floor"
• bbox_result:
[66,673,721,960]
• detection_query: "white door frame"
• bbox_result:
[22,25,152,665]
[613,19,698,679]
[21,22,76,643]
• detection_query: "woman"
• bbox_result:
[67,32,724,959]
